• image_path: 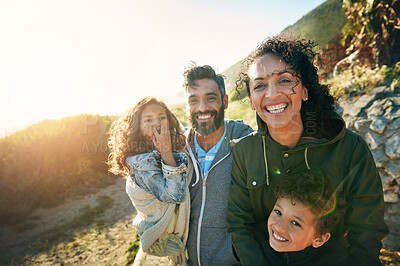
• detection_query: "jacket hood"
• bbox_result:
[255,111,346,148]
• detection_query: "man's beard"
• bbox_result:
[190,105,224,136]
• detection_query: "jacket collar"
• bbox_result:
[186,119,232,160]
[255,111,346,150]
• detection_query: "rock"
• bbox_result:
[367,100,385,119]
[343,115,355,128]
[385,135,400,159]
[383,119,400,138]
[335,105,344,116]
[372,149,389,168]
[384,191,399,203]
[383,200,400,250]
[369,118,388,133]
[354,119,371,134]
[386,162,400,179]
[388,118,400,130]
[370,86,389,96]
[343,94,375,117]
[380,171,393,190]
[365,131,385,150]
[384,105,400,120]
[388,96,400,106]
[383,99,394,109]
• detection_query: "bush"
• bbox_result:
[0,115,117,224]
[326,65,389,97]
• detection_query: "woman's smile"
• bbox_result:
[264,102,288,114]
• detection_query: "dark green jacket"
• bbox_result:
[227,113,388,266]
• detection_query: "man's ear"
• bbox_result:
[311,232,330,248]
[223,94,228,109]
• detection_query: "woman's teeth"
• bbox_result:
[266,103,288,114]
[273,231,288,242]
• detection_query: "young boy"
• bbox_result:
[255,169,350,266]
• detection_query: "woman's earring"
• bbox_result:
[303,91,309,101]
[251,105,255,110]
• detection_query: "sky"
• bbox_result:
[0,0,325,136]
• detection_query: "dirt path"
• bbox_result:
[0,177,168,265]
[1,177,399,265]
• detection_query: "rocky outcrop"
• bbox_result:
[337,86,399,249]
[338,86,400,202]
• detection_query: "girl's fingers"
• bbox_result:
[153,126,159,137]
[160,124,166,135]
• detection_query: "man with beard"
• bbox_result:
[183,64,253,266]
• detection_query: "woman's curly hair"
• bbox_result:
[237,33,336,137]
[107,97,186,177]
[274,169,341,236]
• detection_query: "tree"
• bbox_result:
[342,0,400,66]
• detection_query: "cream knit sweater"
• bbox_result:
[126,151,191,262]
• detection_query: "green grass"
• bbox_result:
[283,0,347,47]
[171,104,188,127]
[126,234,141,265]
[226,100,257,130]
[325,62,400,98]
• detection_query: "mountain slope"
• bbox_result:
[283,0,346,47]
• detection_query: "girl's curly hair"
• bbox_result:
[274,169,341,236]
[237,33,336,137]
[107,97,186,177]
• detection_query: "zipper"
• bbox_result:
[262,135,270,186]
[284,252,289,264]
[196,151,231,266]
[196,178,206,266]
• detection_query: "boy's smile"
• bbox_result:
[267,197,322,252]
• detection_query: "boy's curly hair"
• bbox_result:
[274,169,341,236]
[107,97,186,176]
[237,33,336,137]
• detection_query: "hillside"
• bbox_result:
[283,0,346,47]
[0,114,117,224]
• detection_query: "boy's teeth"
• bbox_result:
[273,232,287,241]
[266,103,287,114]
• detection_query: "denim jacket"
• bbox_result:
[127,150,188,203]
[126,150,191,260]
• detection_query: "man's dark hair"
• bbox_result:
[274,169,341,236]
[183,63,226,97]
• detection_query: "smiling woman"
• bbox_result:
[227,33,388,266]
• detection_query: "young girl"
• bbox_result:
[108,97,190,265]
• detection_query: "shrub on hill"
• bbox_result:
[0,114,116,224]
